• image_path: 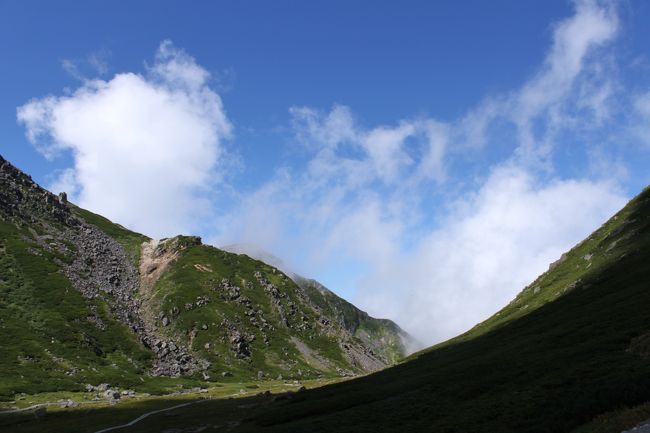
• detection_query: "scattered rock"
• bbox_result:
[549,253,568,271]
[104,390,121,400]
[58,399,78,408]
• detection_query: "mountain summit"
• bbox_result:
[0,155,412,398]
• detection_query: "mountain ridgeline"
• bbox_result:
[0,155,412,398]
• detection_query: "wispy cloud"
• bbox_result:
[454,0,619,167]
[61,49,112,82]
[633,90,650,146]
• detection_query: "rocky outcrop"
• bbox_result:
[0,155,75,225]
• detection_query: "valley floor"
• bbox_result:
[0,378,345,433]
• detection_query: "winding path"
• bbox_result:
[92,398,211,433]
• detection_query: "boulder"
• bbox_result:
[104,390,121,400]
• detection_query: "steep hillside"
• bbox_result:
[137,237,404,381]
[55,184,650,433]
[0,155,408,400]
[294,277,416,364]
[222,244,417,363]
[429,184,650,351]
[0,156,154,398]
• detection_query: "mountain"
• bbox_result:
[293,276,417,365]
[51,183,650,433]
[222,244,419,364]
[0,155,412,399]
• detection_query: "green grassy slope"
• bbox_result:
[2,153,409,402]
[297,277,415,363]
[0,219,153,400]
[147,241,380,380]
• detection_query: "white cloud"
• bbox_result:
[289,105,448,189]
[355,167,625,343]
[18,40,231,237]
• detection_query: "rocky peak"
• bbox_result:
[0,154,75,225]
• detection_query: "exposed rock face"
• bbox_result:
[63,223,205,377]
[0,155,76,225]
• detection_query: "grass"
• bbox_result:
[0,219,156,399]
[0,219,225,398]
[149,242,359,380]
[298,277,411,363]
[2,196,402,402]
[571,400,650,433]
[6,159,649,431]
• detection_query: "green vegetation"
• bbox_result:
[150,242,363,380]
[298,277,413,364]
[5,152,649,432]
[211,185,649,432]
[0,220,153,399]
[571,401,650,433]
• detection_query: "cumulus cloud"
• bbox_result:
[18,40,231,237]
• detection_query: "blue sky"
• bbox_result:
[2,0,650,344]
